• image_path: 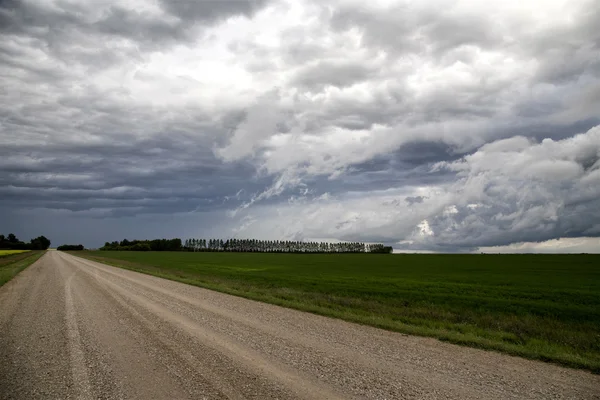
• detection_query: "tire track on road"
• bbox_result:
[64,269,93,400]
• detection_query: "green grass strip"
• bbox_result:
[0,251,45,287]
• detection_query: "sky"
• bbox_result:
[1,0,600,252]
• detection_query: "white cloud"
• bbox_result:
[479,237,600,254]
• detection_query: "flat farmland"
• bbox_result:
[0,250,30,256]
[73,251,600,372]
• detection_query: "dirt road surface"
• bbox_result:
[1,251,598,399]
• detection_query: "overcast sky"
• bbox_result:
[2,0,600,252]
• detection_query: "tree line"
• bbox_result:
[57,244,85,251]
[183,239,393,253]
[101,238,183,252]
[0,233,51,250]
[100,237,392,253]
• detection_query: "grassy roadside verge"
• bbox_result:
[0,251,45,287]
[70,251,600,373]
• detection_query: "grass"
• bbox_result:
[0,251,45,287]
[72,251,600,373]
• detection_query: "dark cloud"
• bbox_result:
[159,0,269,23]
[292,61,376,90]
[392,141,463,165]
[405,196,425,205]
[0,0,272,63]
[92,6,190,46]
[0,131,271,218]
[526,3,600,85]
[329,4,500,59]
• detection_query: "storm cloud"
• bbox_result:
[1,0,599,251]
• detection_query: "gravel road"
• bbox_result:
[1,251,598,399]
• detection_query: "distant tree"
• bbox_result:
[0,233,50,250]
[30,235,51,250]
[57,244,84,251]
[367,244,393,253]
[100,238,183,252]
[131,242,151,251]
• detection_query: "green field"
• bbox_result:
[74,251,600,372]
[0,251,44,287]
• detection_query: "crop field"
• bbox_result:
[0,249,30,257]
[74,251,600,372]
[0,250,44,287]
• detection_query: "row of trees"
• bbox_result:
[99,238,393,253]
[100,238,182,252]
[57,244,85,251]
[0,233,51,250]
[366,244,394,253]
[184,238,393,253]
